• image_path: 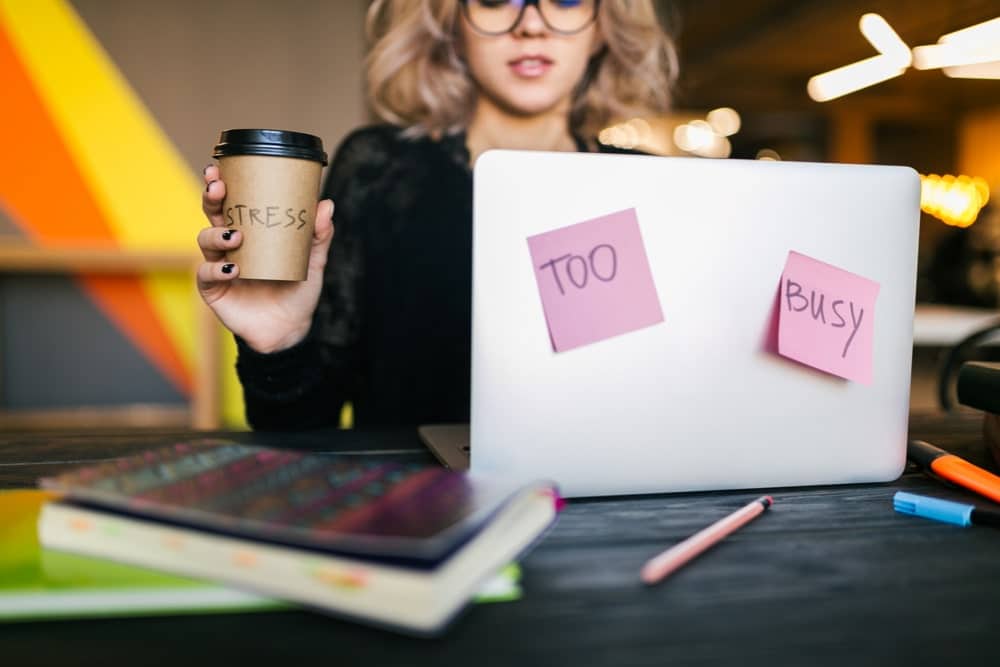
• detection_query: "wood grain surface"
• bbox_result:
[1,412,998,666]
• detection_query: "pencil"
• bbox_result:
[640,495,773,585]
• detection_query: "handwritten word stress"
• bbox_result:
[527,208,664,353]
[777,251,880,384]
[225,203,310,230]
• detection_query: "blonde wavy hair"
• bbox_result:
[365,0,678,139]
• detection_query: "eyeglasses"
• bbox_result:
[460,0,599,36]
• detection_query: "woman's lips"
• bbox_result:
[508,55,554,78]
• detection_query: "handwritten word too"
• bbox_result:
[785,278,864,358]
[538,244,618,296]
[225,204,309,230]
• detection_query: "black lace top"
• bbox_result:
[235,124,633,429]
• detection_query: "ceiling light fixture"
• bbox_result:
[943,61,1000,79]
[807,14,909,102]
[912,41,1000,69]
[912,17,1000,78]
[807,14,1000,99]
[807,54,907,102]
[859,13,912,67]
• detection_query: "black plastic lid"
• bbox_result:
[213,129,327,165]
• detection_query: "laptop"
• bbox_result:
[421,149,920,498]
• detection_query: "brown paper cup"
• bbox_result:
[217,155,322,281]
[212,129,327,281]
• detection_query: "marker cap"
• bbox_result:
[906,440,948,468]
[893,491,972,527]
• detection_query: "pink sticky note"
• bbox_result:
[527,208,664,353]
[777,251,880,384]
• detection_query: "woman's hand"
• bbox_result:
[196,164,335,353]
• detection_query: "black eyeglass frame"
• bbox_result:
[459,0,600,36]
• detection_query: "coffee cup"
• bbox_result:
[212,129,327,281]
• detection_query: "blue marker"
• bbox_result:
[893,491,1000,528]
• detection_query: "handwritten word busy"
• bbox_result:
[225,204,309,230]
[538,244,618,295]
[784,278,864,358]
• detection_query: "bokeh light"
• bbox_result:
[920,174,991,227]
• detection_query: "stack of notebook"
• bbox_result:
[36,440,559,634]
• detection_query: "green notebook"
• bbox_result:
[0,490,520,622]
[0,489,285,621]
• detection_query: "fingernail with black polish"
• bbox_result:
[221,263,234,274]
[206,179,218,193]
[222,229,234,241]
[203,164,213,175]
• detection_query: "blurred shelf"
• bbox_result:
[0,243,219,430]
[0,404,191,431]
[0,243,198,273]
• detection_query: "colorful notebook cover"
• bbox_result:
[40,439,553,566]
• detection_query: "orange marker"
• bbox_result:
[908,440,1000,505]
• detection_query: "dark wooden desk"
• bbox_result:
[2,412,999,666]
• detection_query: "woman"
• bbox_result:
[197,0,677,429]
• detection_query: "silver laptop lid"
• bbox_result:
[471,150,920,498]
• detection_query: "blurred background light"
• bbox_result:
[808,54,907,102]
[599,107,739,159]
[859,13,911,67]
[920,174,991,227]
[912,17,1000,77]
[706,107,741,137]
[943,61,1000,79]
[810,13,1000,97]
